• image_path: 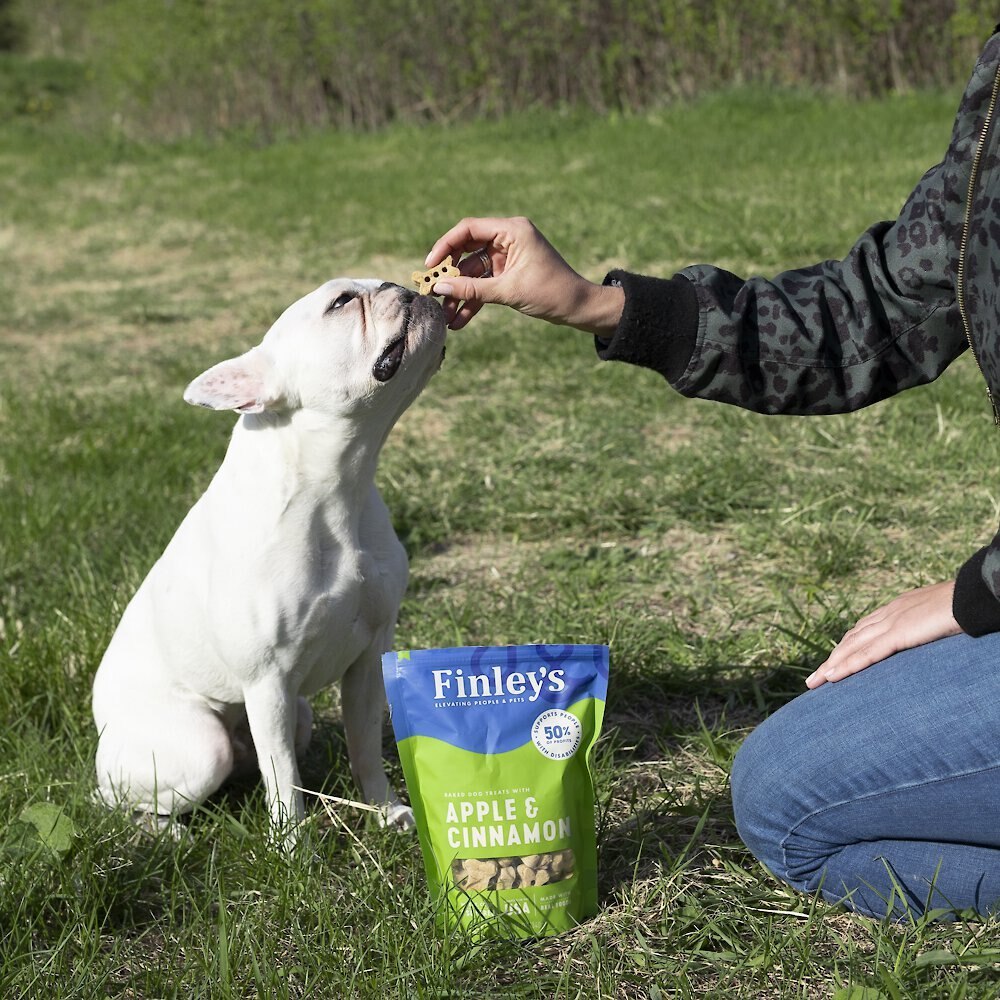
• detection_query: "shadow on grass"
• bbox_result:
[76,653,822,930]
[595,655,817,895]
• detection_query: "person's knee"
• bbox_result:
[731,720,789,875]
[731,705,832,886]
[732,706,848,897]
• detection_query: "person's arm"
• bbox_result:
[426,190,970,418]
[428,31,1000,415]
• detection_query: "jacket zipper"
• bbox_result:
[957,63,1000,426]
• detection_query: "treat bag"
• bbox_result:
[382,644,609,938]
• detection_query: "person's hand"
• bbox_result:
[423,216,624,333]
[805,580,961,689]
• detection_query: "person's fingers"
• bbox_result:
[425,218,508,267]
[805,624,875,688]
[814,633,900,685]
[846,610,884,632]
[457,247,494,279]
[435,276,493,329]
[440,295,459,326]
[433,275,496,302]
[448,299,485,330]
[423,228,470,268]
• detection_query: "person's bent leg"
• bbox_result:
[731,631,1000,919]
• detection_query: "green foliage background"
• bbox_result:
[9,0,1000,137]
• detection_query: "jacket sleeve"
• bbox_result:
[597,163,969,415]
[954,540,1000,637]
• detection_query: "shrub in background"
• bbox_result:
[0,0,25,52]
[10,0,1000,139]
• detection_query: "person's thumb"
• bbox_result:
[433,275,494,302]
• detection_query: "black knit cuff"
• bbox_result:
[953,546,1000,637]
[594,270,699,385]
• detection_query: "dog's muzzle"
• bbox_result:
[370,285,445,383]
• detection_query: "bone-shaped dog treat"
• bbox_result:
[412,255,460,295]
[452,849,576,891]
[454,857,500,891]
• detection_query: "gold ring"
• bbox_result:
[477,247,492,278]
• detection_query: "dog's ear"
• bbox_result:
[183,350,284,413]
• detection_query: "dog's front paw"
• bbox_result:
[131,811,185,841]
[380,801,415,831]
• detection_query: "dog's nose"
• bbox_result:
[379,281,417,303]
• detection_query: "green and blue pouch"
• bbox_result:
[381,644,609,938]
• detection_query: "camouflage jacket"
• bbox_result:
[598,30,1000,636]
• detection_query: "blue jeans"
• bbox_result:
[731,631,1000,920]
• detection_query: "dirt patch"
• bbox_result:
[413,533,531,587]
[2,203,423,380]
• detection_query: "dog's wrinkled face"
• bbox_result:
[184,280,446,419]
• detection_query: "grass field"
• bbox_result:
[4,85,1000,998]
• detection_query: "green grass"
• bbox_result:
[4,87,1000,997]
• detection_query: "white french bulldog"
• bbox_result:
[92,279,445,840]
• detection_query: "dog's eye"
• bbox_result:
[326,292,355,313]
